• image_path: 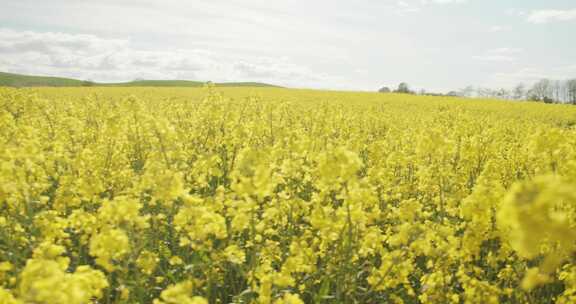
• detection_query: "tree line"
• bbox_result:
[460,79,576,104]
[379,79,576,105]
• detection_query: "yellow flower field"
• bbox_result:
[1,86,576,303]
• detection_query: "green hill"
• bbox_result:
[103,80,205,87]
[0,71,282,88]
[104,80,281,88]
[217,82,280,88]
[0,72,85,87]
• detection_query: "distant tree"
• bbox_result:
[395,82,412,94]
[477,87,494,98]
[551,80,566,103]
[495,88,511,99]
[81,80,95,87]
[446,91,460,97]
[513,83,526,100]
[567,79,576,105]
[454,79,575,104]
[378,86,391,93]
[458,85,475,98]
[529,79,553,102]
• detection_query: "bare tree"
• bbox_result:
[513,83,526,100]
[477,87,493,98]
[455,79,575,104]
[529,79,553,103]
[496,88,512,99]
[567,79,576,105]
[458,85,475,98]
[551,80,566,103]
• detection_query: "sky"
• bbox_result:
[1,0,575,92]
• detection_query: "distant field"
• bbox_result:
[0,71,281,88]
[1,87,576,303]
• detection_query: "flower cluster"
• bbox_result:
[0,86,575,303]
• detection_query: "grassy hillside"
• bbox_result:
[0,71,281,88]
[105,80,281,88]
[0,72,85,87]
[102,80,205,87]
[215,82,281,88]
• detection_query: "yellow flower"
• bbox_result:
[0,288,22,304]
[169,256,184,266]
[223,244,246,264]
[18,259,107,304]
[97,196,150,229]
[137,250,159,275]
[274,293,304,304]
[153,281,207,304]
[174,205,227,248]
[521,268,550,291]
[89,228,131,272]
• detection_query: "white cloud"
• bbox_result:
[492,68,548,85]
[472,48,523,62]
[488,25,511,32]
[487,48,524,54]
[526,9,576,24]
[473,55,515,62]
[393,0,467,15]
[505,8,526,17]
[0,29,127,55]
[394,1,422,15]
[425,0,467,4]
[489,65,576,88]
[0,28,327,86]
[552,64,576,73]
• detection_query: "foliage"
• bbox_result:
[0,87,576,303]
[378,87,391,93]
[395,82,413,94]
[0,71,279,88]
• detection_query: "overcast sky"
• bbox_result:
[1,0,575,92]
